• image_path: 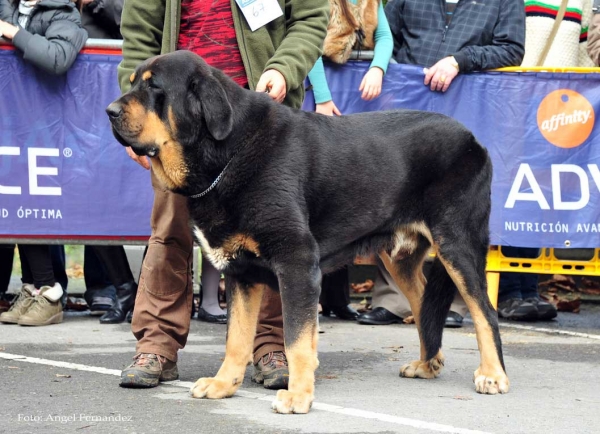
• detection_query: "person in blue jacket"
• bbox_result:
[309,0,393,320]
[308,0,393,116]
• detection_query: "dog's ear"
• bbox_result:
[188,74,233,141]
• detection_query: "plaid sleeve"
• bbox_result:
[384,0,405,60]
[453,0,526,72]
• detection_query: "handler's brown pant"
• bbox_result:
[132,170,284,363]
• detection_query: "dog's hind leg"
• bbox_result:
[190,278,264,399]
[436,244,509,395]
[379,235,446,380]
[271,245,320,414]
[406,255,457,376]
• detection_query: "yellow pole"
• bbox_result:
[486,272,500,310]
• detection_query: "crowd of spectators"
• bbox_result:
[1,0,599,391]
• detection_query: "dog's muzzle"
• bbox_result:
[106,102,123,120]
[106,102,159,157]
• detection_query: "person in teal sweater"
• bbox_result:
[311,0,392,321]
[308,0,393,116]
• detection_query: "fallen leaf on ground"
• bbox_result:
[580,277,600,295]
[539,275,577,292]
[66,263,84,279]
[351,280,374,293]
[7,366,19,369]
[316,375,338,380]
[65,297,88,311]
[55,374,71,378]
[540,290,581,313]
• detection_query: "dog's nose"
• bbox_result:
[106,102,123,119]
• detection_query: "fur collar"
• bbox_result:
[323,0,380,64]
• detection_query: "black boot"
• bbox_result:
[100,281,137,324]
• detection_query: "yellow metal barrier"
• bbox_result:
[485,246,600,309]
[480,66,600,308]
[495,66,600,73]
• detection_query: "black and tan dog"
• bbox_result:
[107,51,509,414]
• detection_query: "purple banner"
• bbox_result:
[0,50,152,239]
[2,50,600,247]
[303,62,600,248]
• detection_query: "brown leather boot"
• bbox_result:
[120,353,179,388]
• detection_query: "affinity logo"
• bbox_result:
[537,89,594,148]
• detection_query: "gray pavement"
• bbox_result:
[1,303,600,434]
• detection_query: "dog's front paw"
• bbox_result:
[473,368,509,394]
[190,376,240,399]
[271,390,313,414]
[400,352,445,379]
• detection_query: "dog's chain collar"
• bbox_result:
[188,149,239,199]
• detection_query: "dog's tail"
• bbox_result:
[420,258,457,360]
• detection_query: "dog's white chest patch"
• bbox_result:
[193,226,229,270]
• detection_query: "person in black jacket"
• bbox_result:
[385,0,525,92]
[0,0,87,75]
[78,0,121,39]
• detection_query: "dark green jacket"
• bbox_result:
[117,0,329,109]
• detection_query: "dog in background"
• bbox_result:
[107,50,508,414]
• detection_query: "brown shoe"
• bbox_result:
[120,353,179,388]
[252,351,289,390]
[17,284,63,326]
[0,284,35,324]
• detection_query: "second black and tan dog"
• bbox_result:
[107,50,509,414]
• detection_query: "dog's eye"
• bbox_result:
[148,80,162,91]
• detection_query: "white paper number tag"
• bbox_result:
[235,0,283,32]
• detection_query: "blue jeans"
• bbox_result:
[498,247,540,303]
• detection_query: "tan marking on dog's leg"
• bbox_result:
[380,251,445,379]
[222,234,262,258]
[436,254,509,394]
[272,324,319,414]
[190,283,264,399]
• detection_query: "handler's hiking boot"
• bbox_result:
[497,298,537,321]
[252,351,289,390]
[18,284,64,326]
[0,284,35,324]
[120,353,179,388]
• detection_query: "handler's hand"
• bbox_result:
[126,146,150,170]
[423,56,459,92]
[0,20,19,39]
[359,67,384,100]
[315,100,342,116]
[256,69,287,103]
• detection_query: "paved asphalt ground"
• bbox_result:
[1,294,599,434]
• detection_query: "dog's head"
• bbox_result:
[106,51,234,190]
